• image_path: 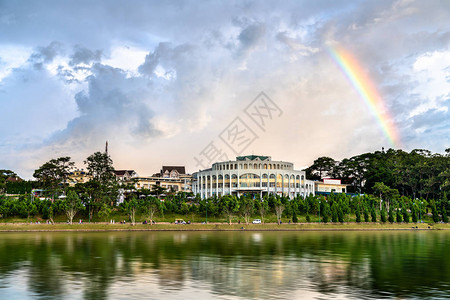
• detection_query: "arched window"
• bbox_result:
[239,173,260,188]
[254,163,257,169]
[284,174,289,188]
[244,163,248,169]
[231,174,238,187]
[262,174,268,187]
[218,174,223,180]
[269,174,276,187]
[225,174,230,188]
[277,174,282,188]
[264,164,267,169]
[290,175,295,188]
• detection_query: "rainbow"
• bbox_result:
[327,45,401,148]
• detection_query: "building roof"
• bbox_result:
[161,166,186,175]
[114,170,135,176]
[236,155,270,161]
[6,176,22,182]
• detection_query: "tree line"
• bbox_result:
[0,147,448,224]
[305,148,450,199]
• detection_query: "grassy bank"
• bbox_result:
[0,222,447,232]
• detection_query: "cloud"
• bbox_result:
[0,0,449,178]
[51,63,160,145]
[69,45,102,66]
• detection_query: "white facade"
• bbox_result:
[192,155,315,199]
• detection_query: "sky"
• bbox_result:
[0,0,449,179]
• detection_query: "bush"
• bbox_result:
[292,211,298,223]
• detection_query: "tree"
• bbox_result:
[240,196,254,225]
[123,196,138,225]
[388,208,394,223]
[256,198,269,224]
[431,202,440,223]
[63,190,84,224]
[98,203,113,222]
[305,157,337,179]
[220,195,239,225]
[380,206,387,223]
[370,206,377,222]
[363,205,370,222]
[151,185,167,199]
[355,206,361,223]
[33,157,75,193]
[442,207,448,223]
[402,203,409,223]
[274,197,285,225]
[396,208,403,223]
[84,152,115,184]
[141,196,160,225]
[411,205,418,223]
[292,211,298,223]
[331,205,339,223]
[322,201,330,223]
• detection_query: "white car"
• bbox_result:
[252,219,262,224]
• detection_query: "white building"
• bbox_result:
[192,155,315,199]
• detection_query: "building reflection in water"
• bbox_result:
[0,231,449,299]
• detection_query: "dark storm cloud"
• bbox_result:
[237,23,266,56]
[29,41,64,64]
[52,63,159,144]
[69,46,102,66]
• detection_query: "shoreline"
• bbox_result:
[0,222,446,232]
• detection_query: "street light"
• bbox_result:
[419,201,423,223]
[205,200,208,224]
[319,200,321,224]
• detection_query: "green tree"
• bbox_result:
[370,206,377,222]
[431,202,440,223]
[84,152,115,184]
[402,204,410,223]
[388,208,394,223]
[305,157,337,179]
[292,211,298,223]
[33,157,75,195]
[380,206,387,223]
[396,208,403,223]
[151,185,167,199]
[363,205,370,222]
[220,195,239,225]
[355,206,361,223]
[411,205,418,223]
[140,196,160,225]
[256,198,269,224]
[63,190,85,224]
[240,196,254,225]
[98,203,112,222]
[274,196,285,225]
[123,196,138,225]
[442,207,448,223]
[331,205,338,223]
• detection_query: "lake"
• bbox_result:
[0,230,449,299]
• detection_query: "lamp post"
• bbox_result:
[419,201,423,223]
[205,200,208,224]
[318,200,321,224]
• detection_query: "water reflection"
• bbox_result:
[0,231,449,299]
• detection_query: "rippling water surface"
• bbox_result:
[0,230,449,299]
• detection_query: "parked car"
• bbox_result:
[252,219,262,224]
